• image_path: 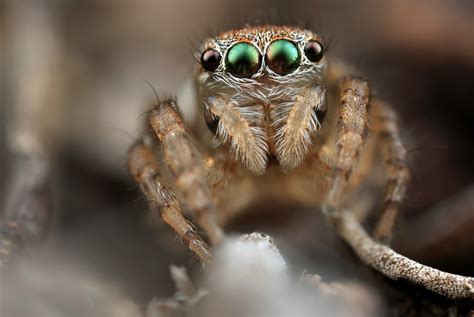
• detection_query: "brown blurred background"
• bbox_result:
[1,1,473,316]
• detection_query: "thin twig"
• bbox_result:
[1,2,57,268]
[333,211,474,299]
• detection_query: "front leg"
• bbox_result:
[320,77,370,220]
[148,100,224,244]
[128,141,213,264]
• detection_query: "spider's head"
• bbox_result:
[196,26,327,174]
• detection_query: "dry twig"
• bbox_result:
[332,211,474,299]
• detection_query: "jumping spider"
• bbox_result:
[127,25,474,299]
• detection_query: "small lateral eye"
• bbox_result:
[201,49,221,71]
[304,40,324,63]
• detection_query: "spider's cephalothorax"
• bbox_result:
[197,26,327,174]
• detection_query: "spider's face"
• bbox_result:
[196,26,327,174]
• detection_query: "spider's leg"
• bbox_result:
[148,100,224,244]
[372,100,410,242]
[128,141,213,264]
[319,77,370,222]
[317,77,474,299]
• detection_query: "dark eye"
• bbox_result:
[201,49,221,71]
[266,39,301,75]
[225,42,261,78]
[304,41,324,62]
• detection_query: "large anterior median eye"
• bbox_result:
[265,39,301,75]
[225,42,261,78]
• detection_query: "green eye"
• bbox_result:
[225,42,261,78]
[266,39,301,75]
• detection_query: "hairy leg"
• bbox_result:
[148,100,223,244]
[319,77,370,220]
[372,100,410,242]
[128,141,213,264]
[316,77,474,299]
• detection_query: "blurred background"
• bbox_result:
[1,1,473,316]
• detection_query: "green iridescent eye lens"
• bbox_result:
[265,39,301,75]
[225,42,261,78]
